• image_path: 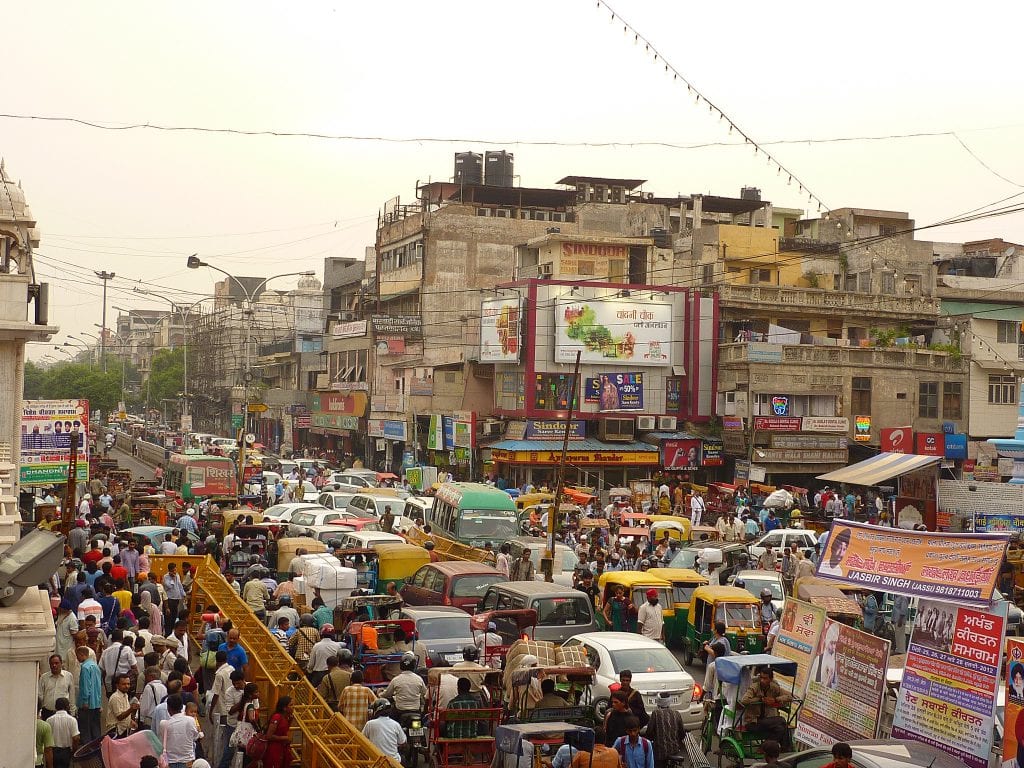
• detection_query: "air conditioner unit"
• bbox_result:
[539,263,554,276]
[658,416,677,430]
[598,417,635,442]
[636,416,656,431]
[495,208,512,219]
[340,311,357,321]
[483,422,503,436]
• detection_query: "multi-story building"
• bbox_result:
[115,308,175,384]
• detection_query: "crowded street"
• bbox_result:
[4,4,1024,768]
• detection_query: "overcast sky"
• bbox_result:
[9,1,1024,361]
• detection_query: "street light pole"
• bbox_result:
[95,270,116,372]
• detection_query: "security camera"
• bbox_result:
[0,529,64,607]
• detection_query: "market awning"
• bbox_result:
[816,452,942,486]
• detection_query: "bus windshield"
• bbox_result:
[456,508,517,542]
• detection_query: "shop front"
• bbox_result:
[309,392,367,464]
[367,418,408,473]
[489,439,660,489]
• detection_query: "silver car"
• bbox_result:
[562,631,704,730]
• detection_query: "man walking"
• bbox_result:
[636,589,664,643]
[39,654,75,721]
[46,698,80,768]
[162,564,186,624]
[612,717,654,768]
[511,549,535,582]
[690,492,705,527]
[75,646,103,744]
[646,693,686,768]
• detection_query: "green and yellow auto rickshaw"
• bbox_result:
[373,542,431,593]
[646,567,708,647]
[682,584,763,666]
[596,571,673,634]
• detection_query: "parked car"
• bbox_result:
[327,517,384,533]
[287,509,346,536]
[262,502,325,524]
[479,581,598,643]
[317,491,356,511]
[328,472,378,492]
[783,740,965,768]
[399,606,475,668]
[747,529,818,561]
[400,561,505,613]
[332,530,405,550]
[562,632,704,730]
[345,489,405,520]
[728,569,786,613]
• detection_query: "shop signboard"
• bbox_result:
[367,419,407,441]
[801,417,850,433]
[881,427,914,453]
[594,372,644,411]
[452,411,474,449]
[773,599,827,694]
[794,619,890,746]
[722,416,744,430]
[815,520,1009,605]
[20,399,89,485]
[1004,639,1024,768]
[892,600,1006,768]
[701,439,724,466]
[332,320,367,338]
[480,297,522,363]
[722,431,746,455]
[917,432,945,456]
[410,371,434,396]
[753,416,802,432]
[944,433,968,459]
[524,420,586,440]
[371,315,422,339]
[663,439,701,471]
[492,449,658,466]
[311,413,359,430]
[854,415,872,442]
[554,299,672,366]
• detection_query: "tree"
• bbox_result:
[146,348,185,410]
[25,358,140,416]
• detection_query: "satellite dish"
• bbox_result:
[1005,247,1016,258]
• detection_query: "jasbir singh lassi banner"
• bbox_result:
[815,520,1009,607]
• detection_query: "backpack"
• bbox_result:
[616,736,651,764]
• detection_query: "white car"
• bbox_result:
[562,632,705,730]
[318,491,356,510]
[246,471,283,496]
[730,569,786,613]
[262,502,325,524]
[507,537,580,586]
[747,529,818,561]
[287,509,347,536]
[333,530,405,550]
[328,472,378,492]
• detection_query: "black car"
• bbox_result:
[781,740,969,768]
[399,605,475,668]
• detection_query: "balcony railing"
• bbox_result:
[716,282,939,316]
[719,342,967,372]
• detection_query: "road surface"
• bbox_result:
[105,444,159,482]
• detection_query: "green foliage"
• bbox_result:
[802,271,821,289]
[868,326,911,348]
[25,359,132,415]
[146,348,185,408]
[928,342,962,362]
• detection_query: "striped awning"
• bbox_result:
[816,452,942,486]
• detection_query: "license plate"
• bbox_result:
[444,653,463,663]
[409,728,425,737]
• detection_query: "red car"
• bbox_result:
[399,561,504,614]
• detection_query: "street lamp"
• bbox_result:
[186,255,315,473]
[52,346,73,358]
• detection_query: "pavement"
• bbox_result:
[104,445,159,482]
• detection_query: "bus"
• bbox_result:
[166,451,238,503]
[429,482,519,548]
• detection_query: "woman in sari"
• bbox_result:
[262,696,294,768]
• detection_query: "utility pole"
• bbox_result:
[95,270,116,371]
[544,350,581,582]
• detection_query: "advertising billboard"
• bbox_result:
[916,432,945,456]
[554,299,672,366]
[881,427,914,453]
[20,399,89,485]
[663,439,701,470]
[480,297,522,363]
[594,372,644,411]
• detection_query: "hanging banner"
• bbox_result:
[20,399,90,485]
[480,297,522,363]
[1004,638,1024,768]
[554,299,672,366]
[815,520,1008,606]
[772,599,827,695]
[794,619,890,747]
[595,373,644,411]
[892,600,1006,768]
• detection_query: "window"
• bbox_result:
[852,377,871,415]
[534,372,576,410]
[881,271,896,294]
[845,274,858,292]
[919,382,938,418]
[989,375,1017,405]
[943,382,962,419]
[750,268,772,284]
[857,272,871,292]
[998,321,1020,344]
[702,264,715,284]
[879,224,901,237]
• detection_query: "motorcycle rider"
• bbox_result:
[361,697,406,763]
[381,652,427,724]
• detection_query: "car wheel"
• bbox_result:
[593,696,610,720]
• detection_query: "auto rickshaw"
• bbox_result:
[682,585,764,666]
[221,509,265,536]
[647,567,709,647]
[335,547,379,592]
[650,519,690,547]
[700,654,802,765]
[515,492,555,513]
[502,640,596,724]
[596,571,673,632]
[374,542,430,592]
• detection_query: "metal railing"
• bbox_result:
[152,555,398,768]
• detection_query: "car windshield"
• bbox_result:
[452,574,504,598]
[457,509,517,542]
[610,647,681,674]
[416,616,471,641]
[742,578,784,600]
[291,513,313,526]
[532,596,591,626]
[716,602,760,629]
[669,549,699,569]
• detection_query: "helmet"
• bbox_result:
[738,552,750,562]
[278,594,292,605]
[462,645,480,663]
[424,541,435,550]
[760,588,773,600]
[338,648,354,665]
[400,652,417,671]
[733,578,745,589]
[520,654,539,668]
[371,698,393,717]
